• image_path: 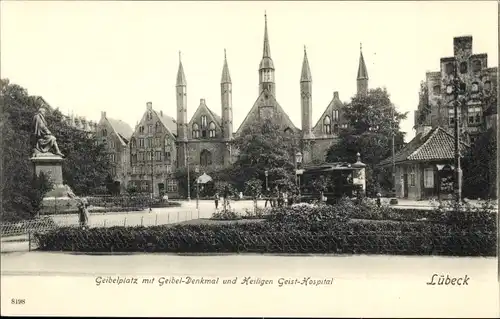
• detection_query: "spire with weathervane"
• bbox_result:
[221,49,233,143]
[357,43,369,95]
[176,51,188,142]
[259,11,276,96]
[300,45,313,139]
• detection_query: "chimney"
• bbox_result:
[101,111,106,119]
[200,98,206,104]
[333,91,339,99]
[147,102,153,110]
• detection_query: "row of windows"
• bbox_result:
[131,151,172,163]
[448,106,482,125]
[432,81,492,95]
[131,136,173,150]
[131,165,173,175]
[193,121,216,138]
[444,60,483,75]
[138,122,163,135]
[129,180,178,193]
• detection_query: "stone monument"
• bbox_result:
[351,152,367,196]
[30,99,77,213]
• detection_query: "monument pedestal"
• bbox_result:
[30,153,78,214]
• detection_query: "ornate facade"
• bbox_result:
[414,36,498,143]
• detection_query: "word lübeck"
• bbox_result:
[426,274,470,286]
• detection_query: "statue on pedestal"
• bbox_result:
[32,102,64,157]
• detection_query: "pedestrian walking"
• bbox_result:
[214,192,220,210]
[77,197,89,229]
[376,192,382,208]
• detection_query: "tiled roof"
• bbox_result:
[379,126,470,166]
[107,118,133,146]
[156,111,178,136]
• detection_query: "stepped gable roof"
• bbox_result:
[379,126,470,166]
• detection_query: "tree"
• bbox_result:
[232,118,298,191]
[326,88,407,195]
[462,128,497,199]
[1,79,111,221]
[244,178,263,213]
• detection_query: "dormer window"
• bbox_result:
[201,116,207,128]
[209,122,216,138]
[323,116,331,134]
[192,123,200,138]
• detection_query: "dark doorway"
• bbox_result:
[403,173,409,198]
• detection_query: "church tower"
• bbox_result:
[300,46,313,139]
[221,49,233,142]
[356,43,369,95]
[176,52,188,167]
[259,12,276,96]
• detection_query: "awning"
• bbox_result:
[196,173,213,184]
[436,164,455,171]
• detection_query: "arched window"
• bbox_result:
[130,138,136,148]
[284,127,292,135]
[459,62,468,74]
[209,122,216,138]
[102,129,107,137]
[192,123,200,138]
[147,112,153,121]
[323,116,331,134]
[201,116,208,128]
[155,121,162,133]
[200,149,212,166]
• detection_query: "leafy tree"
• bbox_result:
[326,88,407,195]
[1,78,111,221]
[462,128,497,199]
[232,118,298,191]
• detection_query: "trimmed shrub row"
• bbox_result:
[34,221,496,256]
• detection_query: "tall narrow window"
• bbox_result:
[445,63,454,75]
[424,167,434,188]
[148,125,153,134]
[333,124,339,134]
[139,138,144,148]
[200,149,212,166]
[332,110,339,121]
[209,122,216,138]
[459,62,468,74]
[448,107,461,125]
[433,85,441,95]
[130,138,137,148]
[323,116,331,134]
[201,116,207,128]
[155,122,162,133]
[192,123,200,138]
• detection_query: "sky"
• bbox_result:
[1,1,497,141]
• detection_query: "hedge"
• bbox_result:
[34,220,496,256]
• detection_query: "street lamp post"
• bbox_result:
[295,151,303,197]
[264,170,269,191]
[445,61,465,204]
[150,147,154,213]
[391,107,397,200]
[195,166,200,210]
[185,144,191,201]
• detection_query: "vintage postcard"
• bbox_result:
[1,0,498,317]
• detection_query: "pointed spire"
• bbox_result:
[259,12,274,70]
[221,49,232,84]
[176,50,187,86]
[300,45,312,82]
[357,43,369,80]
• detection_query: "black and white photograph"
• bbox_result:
[1,1,498,317]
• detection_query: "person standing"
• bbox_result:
[77,197,89,229]
[214,192,220,210]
